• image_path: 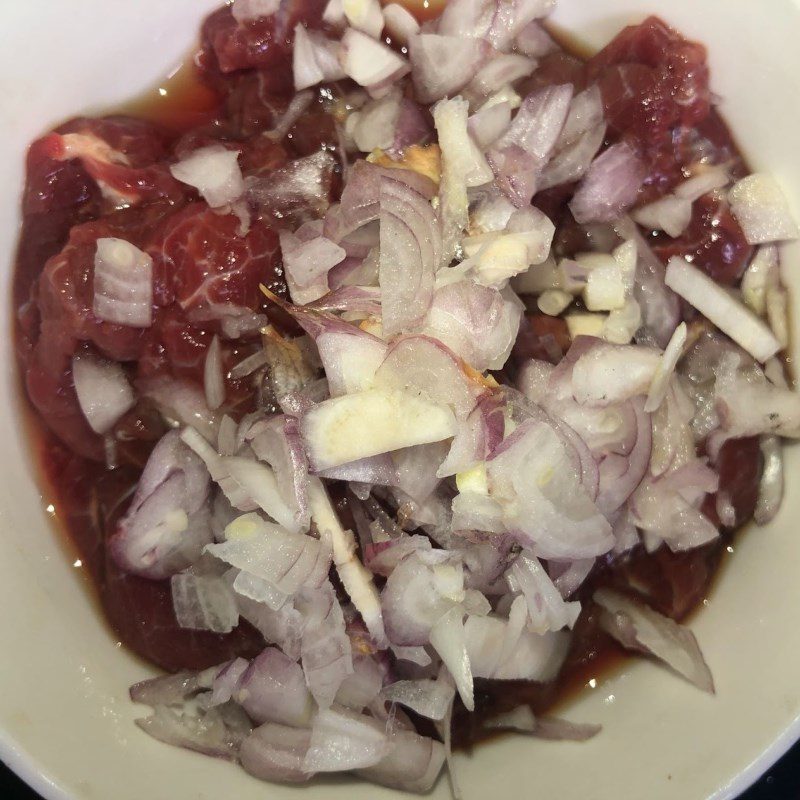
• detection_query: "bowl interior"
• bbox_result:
[1,2,799,799]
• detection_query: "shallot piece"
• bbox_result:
[170,145,244,208]
[728,173,799,244]
[300,389,457,471]
[171,573,239,633]
[72,353,135,434]
[594,588,714,693]
[382,3,420,44]
[204,335,225,411]
[232,0,280,23]
[293,25,346,91]
[665,257,781,362]
[93,237,153,327]
[110,430,213,579]
[570,142,647,223]
[340,28,409,90]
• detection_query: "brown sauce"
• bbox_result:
[11,5,765,744]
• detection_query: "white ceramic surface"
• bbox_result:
[1,2,799,799]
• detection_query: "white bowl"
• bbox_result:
[2,1,799,798]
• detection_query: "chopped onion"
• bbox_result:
[632,195,693,238]
[298,581,354,707]
[229,350,269,380]
[247,151,337,222]
[381,674,456,721]
[130,667,214,707]
[570,142,647,224]
[515,21,556,57]
[438,393,505,477]
[741,245,778,316]
[280,231,346,304]
[171,573,238,633]
[343,0,384,38]
[728,173,799,244]
[538,123,606,191]
[72,353,135,434]
[487,0,556,50]
[557,85,604,147]
[594,588,714,693]
[234,647,313,727]
[351,90,402,152]
[335,655,385,711]
[675,165,729,200]
[304,707,389,772]
[382,3,419,44]
[170,145,244,208]
[356,727,445,793]
[645,323,687,412]
[293,25,346,91]
[570,342,661,406]
[221,458,305,533]
[93,237,153,327]
[487,418,613,559]
[374,334,482,419]
[429,606,474,711]
[322,0,345,26]
[379,174,440,334]
[240,722,313,784]
[248,414,310,531]
[204,335,225,411]
[381,553,461,646]
[551,558,594,599]
[755,435,783,525]
[486,144,539,208]
[714,372,800,440]
[508,553,581,633]
[469,101,511,149]
[464,612,569,680]
[207,513,331,595]
[495,84,573,164]
[309,478,388,645]
[469,54,537,98]
[111,430,212,578]
[300,388,457,471]
[436,0,493,39]
[665,256,780,362]
[613,217,680,348]
[232,0,280,23]
[409,35,485,104]
[135,705,248,761]
[340,28,409,90]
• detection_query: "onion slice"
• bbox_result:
[170,145,244,208]
[204,335,225,411]
[594,588,714,693]
[728,173,799,244]
[570,142,646,224]
[665,257,780,362]
[93,237,153,328]
[72,353,135,435]
[340,28,409,90]
[171,573,238,633]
